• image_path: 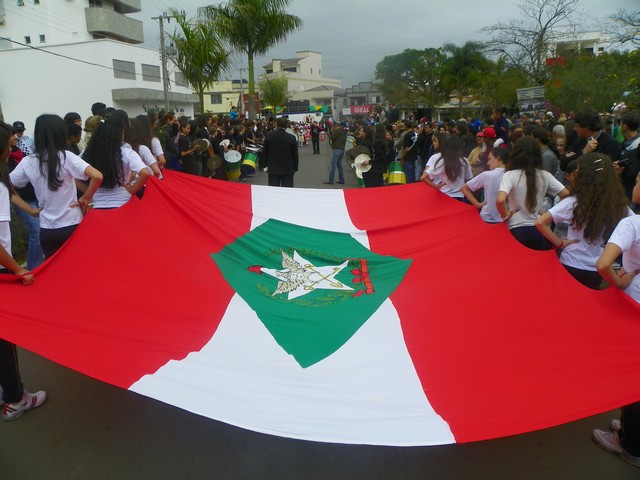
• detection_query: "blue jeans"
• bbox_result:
[404,159,416,184]
[13,200,44,270]
[328,149,345,183]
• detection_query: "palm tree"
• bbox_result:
[259,75,289,114]
[200,0,303,119]
[168,9,231,114]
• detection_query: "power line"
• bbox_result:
[0,36,156,80]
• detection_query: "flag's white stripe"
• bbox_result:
[130,187,454,445]
[250,185,370,249]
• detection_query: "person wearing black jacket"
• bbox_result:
[565,108,620,167]
[263,117,299,187]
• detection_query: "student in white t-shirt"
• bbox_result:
[127,118,162,179]
[592,214,640,467]
[9,114,103,258]
[136,114,166,169]
[535,153,633,289]
[461,147,508,223]
[81,116,149,209]
[421,134,472,201]
[497,137,569,250]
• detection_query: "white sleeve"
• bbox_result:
[125,149,147,173]
[548,196,576,223]
[138,145,158,167]
[466,172,487,192]
[608,217,639,252]
[150,137,164,157]
[498,171,515,193]
[63,152,90,180]
[9,160,30,188]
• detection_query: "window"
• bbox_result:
[24,36,31,44]
[210,93,222,104]
[39,34,45,43]
[113,59,136,80]
[34,0,40,4]
[89,0,102,6]
[175,72,189,88]
[141,63,161,82]
[17,0,24,6]
[283,67,296,73]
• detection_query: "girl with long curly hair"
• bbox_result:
[535,153,633,289]
[497,136,569,250]
[421,134,472,201]
[82,116,148,209]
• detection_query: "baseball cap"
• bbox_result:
[13,121,26,132]
[481,127,496,139]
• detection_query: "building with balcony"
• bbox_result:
[0,0,196,126]
[262,51,342,115]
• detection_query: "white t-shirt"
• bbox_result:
[499,169,565,229]
[0,183,11,256]
[466,168,505,223]
[607,215,640,303]
[137,144,158,174]
[92,145,146,209]
[549,196,635,271]
[10,152,89,229]
[150,137,164,158]
[425,153,473,198]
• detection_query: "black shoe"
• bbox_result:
[323,181,334,184]
[338,181,345,184]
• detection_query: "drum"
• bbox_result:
[241,151,259,177]
[387,161,406,185]
[224,150,242,181]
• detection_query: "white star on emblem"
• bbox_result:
[258,250,353,300]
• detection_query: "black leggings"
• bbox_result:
[40,224,78,259]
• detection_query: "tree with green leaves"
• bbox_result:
[440,42,489,116]
[167,9,231,114]
[259,75,289,114]
[374,48,448,110]
[482,0,581,85]
[200,0,303,120]
[545,49,640,112]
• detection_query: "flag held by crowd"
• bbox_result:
[1,171,639,446]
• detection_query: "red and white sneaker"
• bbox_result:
[1,390,47,421]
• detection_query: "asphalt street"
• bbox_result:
[2,141,636,480]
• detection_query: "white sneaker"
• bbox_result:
[593,428,623,453]
[1,390,47,421]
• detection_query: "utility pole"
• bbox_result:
[152,12,182,112]
[239,67,247,117]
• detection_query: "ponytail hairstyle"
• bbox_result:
[436,134,463,182]
[33,114,68,192]
[83,117,125,189]
[572,153,630,243]
[506,137,542,213]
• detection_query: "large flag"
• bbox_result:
[1,171,640,446]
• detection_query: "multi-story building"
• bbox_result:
[334,82,384,122]
[261,50,342,116]
[0,0,196,127]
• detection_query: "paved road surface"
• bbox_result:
[3,142,635,479]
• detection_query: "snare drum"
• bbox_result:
[387,161,406,185]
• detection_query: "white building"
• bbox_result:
[0,0,196,127]
[262,51,342,114]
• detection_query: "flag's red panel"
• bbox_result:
[345,184,640,443]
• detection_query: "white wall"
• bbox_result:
[0,0,94,46]
[0,39,194,127]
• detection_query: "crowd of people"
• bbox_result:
[1,102,639,467]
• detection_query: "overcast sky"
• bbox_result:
[132,0,637,88]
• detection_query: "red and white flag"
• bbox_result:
[1,171,639,446]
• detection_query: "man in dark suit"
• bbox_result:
[263,117,299,187]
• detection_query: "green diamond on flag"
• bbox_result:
[212,219,411,368]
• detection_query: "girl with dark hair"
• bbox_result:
[82,116,148,209]
[421,134,472,201]
[127,118,162,178]
[10,114,102,258]
[136,114,166,169]
[497,136,569,250]
[461,147,508,223]
[535,153,633,289]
